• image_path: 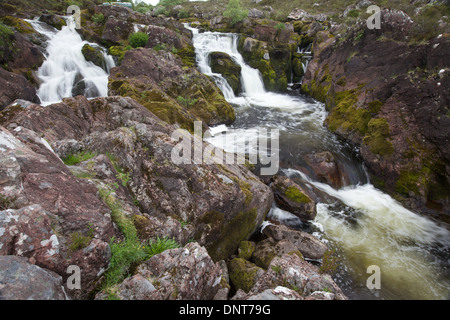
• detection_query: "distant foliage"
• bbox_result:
[159,0,188,6]
[91,13,105,24]
[223,0,248,25]
[128,31,149,48]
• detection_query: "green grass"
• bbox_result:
[63,150,97,166]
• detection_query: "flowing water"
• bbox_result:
[27,17,115,106]
[186,26,450,300]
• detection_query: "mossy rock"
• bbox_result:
[0,23,15,65]
[238,241,256,260]
[209,51,242,95]
[206,208,259,262]
[82,44,106,70]
[228,258,264,293]
[0,16,34,34]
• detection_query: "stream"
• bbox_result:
[186,26,450,300]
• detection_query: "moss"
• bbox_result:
[368,100,383,114]
[284,186,311,204]
[395,170,421,196]
[363,118,394,156]
[0,16,34,34]
[176,44,196,67]
[207,208,259,262]
[228,258,263,293]
[232,177,254,206]
[238,241,256,260]
[68,229,94,252]
[108,45,132,64]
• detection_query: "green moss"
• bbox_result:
[108,45,132,64]
[285,186,311,204]
[228,258,263,293]
[69,228,94,252]
[368,100,383,114]
[238,241,256,260]
[207,208,259,262]
[363,118,394,156]
[176,45,196,67]
[0,16,34,34]
[395,170,421,196]
[63,150,97,166]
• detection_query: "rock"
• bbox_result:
[0,67,40,110]
[81,44,107,71]
[228,258,265,293]
[0,125,116,299]
[145,25,184,49]
[95,275,162,300]
[1,95,273,263]
[248,9,264,19]
[247,252,346,299]
[262,224,327,260]
[271,175,316,222]
[102,17,133,45]
[305,151,350,188]
[209,51,242,95]
[108,48,236,129]
[38,14,66,30]
[302,15,450,216]
[287,8,327,22]
[252,238,303,269]
[134,242,223,300]
[0,255,68,300]
[232,286,303,300]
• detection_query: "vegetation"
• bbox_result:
[223,0,248,25]
[128,32,149,48]
[0,193,17,210]
[63,150,97,166]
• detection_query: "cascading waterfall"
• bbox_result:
[188,26,450,300]
[27,17,115,106]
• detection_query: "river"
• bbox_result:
[186,26,450,300]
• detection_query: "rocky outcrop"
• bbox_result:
[302,11,450,217]
[108,47,236,131]
[1,95,273,266]
[81,44,107,71]
[0,255,69,300]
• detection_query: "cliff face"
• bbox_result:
[301,10,450,217]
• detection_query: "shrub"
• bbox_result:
[128,32,149,48]
[91,13,105,24]
[223,0,248,25]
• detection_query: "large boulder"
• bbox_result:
[0,255,68,300]
[262,224,327,260]
[102,17,133,45]
[271,175,316,222]
[0,68,40,110]
[209,51,242,95]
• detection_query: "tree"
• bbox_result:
[223,0,248,25]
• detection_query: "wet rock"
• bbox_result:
[0,255,68,300]
[271,175,316,222]
[232,286,303,300]
[38,14,66,30]
[81,44,106,71]
[305,151,350,189]
[262,224,327,260]
[209,51,242,95]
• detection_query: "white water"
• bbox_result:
[188,26,450,300]
[28,17,115,106]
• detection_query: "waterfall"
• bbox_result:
[186,25,265,100]
[28,17,115,106]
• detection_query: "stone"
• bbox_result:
[135,242,223,300]
[262,224,327,260]
[228,258,265,293]
[271,175,316,222]
[0,67,40,111]
[0,255,68,300]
